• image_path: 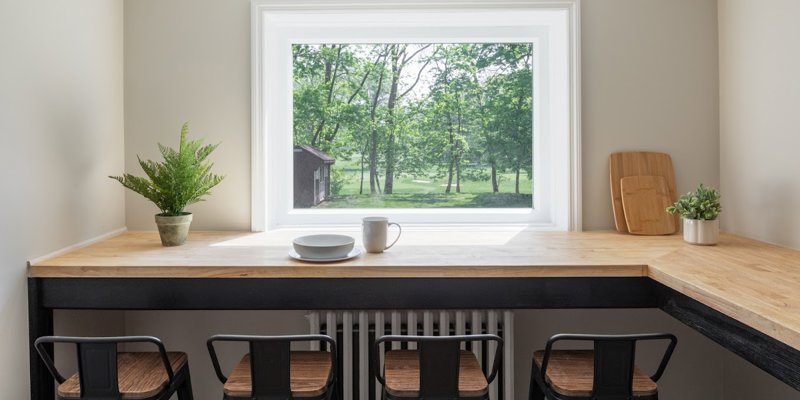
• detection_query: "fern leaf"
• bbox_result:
[109,123,224,216]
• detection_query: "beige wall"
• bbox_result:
[122,1,725,399]
[124,0,251,230]
[0,0,126,396]
[122,0,721,232]
[718,0,800,398]
[718,0,800,248]
[581,0,720,229]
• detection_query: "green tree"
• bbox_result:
[478,43,533,193]
[383,44,433,194]
[292,42,533,205]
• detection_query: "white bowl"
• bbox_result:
[292,234,355,260]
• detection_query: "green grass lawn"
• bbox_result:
[317,159,533,208]
[318,192,532,208]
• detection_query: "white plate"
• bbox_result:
[288,248,362,263]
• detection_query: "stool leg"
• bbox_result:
[528,359,545,400]
[177,365,194,400]
[529,380,545,400]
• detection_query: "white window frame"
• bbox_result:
[251,0,581,231]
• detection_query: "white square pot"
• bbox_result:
[683,218,719,245]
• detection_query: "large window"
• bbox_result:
[252,0,580,230]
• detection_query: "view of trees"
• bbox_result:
[293,43,533,208]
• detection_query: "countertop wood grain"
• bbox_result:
[28,229,800,350]
[28,230,680,277]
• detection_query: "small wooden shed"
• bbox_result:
[294,144,335,208]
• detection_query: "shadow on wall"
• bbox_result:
[754,180,799,247]
[723,350,800,400]
[0,272,29,395]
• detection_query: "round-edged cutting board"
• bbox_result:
[620,175,677,235]
[609,151,678,233]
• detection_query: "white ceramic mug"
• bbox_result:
[362,217,402,253]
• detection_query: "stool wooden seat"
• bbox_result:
[375,335,503,400]
[384,350,488,398]
[533,350,656,397]
[58,352,188,399]
[35,336,193,400]
[528,333,676,400]
[224,352,333,398]
[207,334,337,400]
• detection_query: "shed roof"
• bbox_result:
[295,144,335,164]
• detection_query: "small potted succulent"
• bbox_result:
[666,183,721,245]
[110,123,224,246]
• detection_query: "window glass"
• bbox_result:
[292,43,533,209]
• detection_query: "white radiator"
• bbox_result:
[307,310,514,400]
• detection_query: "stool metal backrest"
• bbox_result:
[207,334,337,400]
[538,333,677,400]
[34,336,181,400]
[374,334,503,400]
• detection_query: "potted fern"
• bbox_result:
[110,123,224,246]
[666,183,721,245]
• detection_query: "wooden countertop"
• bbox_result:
[28,229,800,351]
[28,230,682,278]
[648,235,800,351]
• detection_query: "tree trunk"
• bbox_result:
[359,141,368,195]
[384,133,396,193]
[368,60,387,195]
[311,45,342,147]
[442,55,455,195]
[446,158,455,194]
[383,44,431,195]
[369,129,379,194]
[455,106,463,194]
[384,45,401,195]
[491,161,499,193]
[456,156,461,193]
[327,49,383,143]
[512,87,527,196]
[445,121,455,194]
[359,159,365,195]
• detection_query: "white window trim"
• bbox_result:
[251,0,581,231]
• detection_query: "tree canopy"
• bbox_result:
[293,43,533,207]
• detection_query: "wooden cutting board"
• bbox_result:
[609,152,678,233]
[620,176,677,235]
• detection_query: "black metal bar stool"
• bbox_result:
[34,335,193,400]
[528,333,677,400]
[207,334,337,400]
[374,334,503,400]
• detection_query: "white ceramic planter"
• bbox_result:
[155,213,193,246]
[682,218,719,245]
